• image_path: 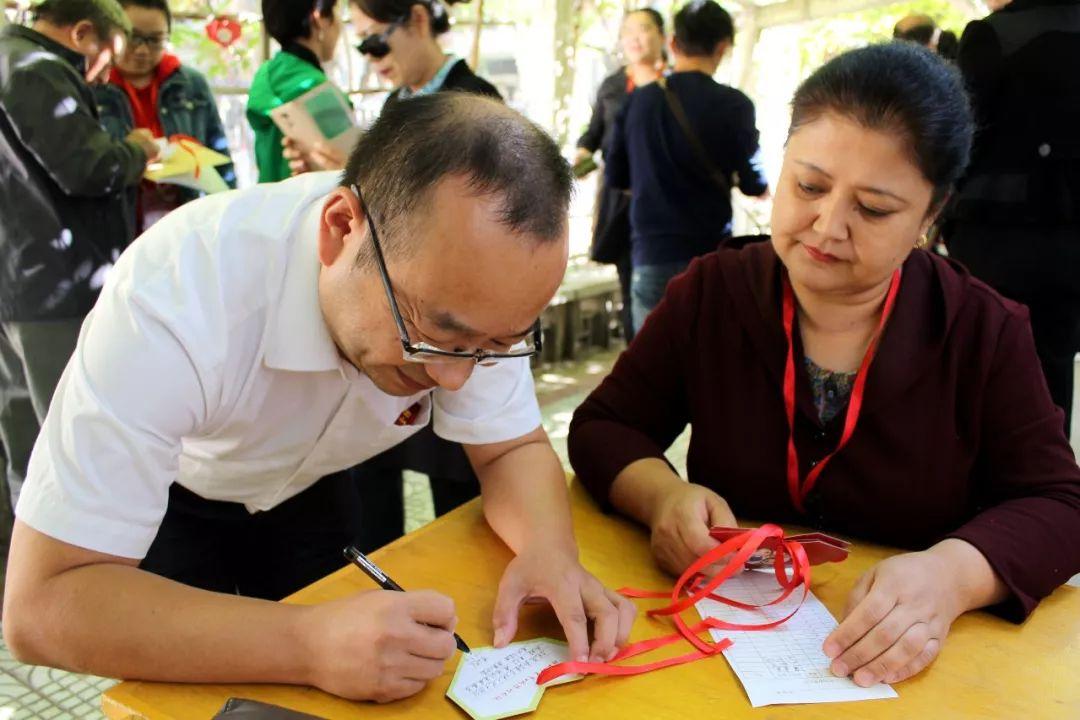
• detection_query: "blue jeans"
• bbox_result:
[631,260,691,334]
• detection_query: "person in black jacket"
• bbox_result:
[607,0,768,333]
[0,0,159,515]
[287,0,498,173]
[942,0,1080,435]
[352,0,498,107]
[575,8,666,343]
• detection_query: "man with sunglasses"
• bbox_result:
[4,92,636,703]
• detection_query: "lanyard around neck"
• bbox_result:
[782,268,902,513]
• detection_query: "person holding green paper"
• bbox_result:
[246,0,344,183]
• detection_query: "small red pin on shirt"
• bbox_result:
[394,402,423,427]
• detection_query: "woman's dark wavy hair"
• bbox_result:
[351,0,468,36]
[789,42,973,212]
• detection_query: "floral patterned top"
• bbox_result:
[805,357,856,424]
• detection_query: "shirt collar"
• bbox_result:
[6,25,86,73]
[398,54,462,100]
[281,42,322,70]
[263,200,344,373]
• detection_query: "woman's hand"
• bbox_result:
[823,539,1006,687]
[491,547,635,664]
[305,141,347,172]
[281,138,347,176]
[648,482,736,576]
[281,136,310,176]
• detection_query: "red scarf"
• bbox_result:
[108,53,182,138]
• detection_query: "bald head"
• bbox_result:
[893,14,938,47]
[341,93,573,265]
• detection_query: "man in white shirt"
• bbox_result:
[3,93,635,703]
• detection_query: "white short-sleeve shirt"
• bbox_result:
[16,172,542,559]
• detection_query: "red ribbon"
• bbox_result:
[783,269,902,513]
[168,134,204,179]
[536,525,812,685]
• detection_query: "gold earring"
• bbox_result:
[915,233,929,249]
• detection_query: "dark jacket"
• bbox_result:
[949,0,1080,223]
[606,71,768,267]
[382,58,501,111]
[0,25,146,322]
[577,67,628,156]
[569,241,1080,621]
[94,63,237,204]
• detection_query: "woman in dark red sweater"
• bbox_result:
[569,43,1080,689]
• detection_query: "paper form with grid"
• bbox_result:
[696,569,898,707]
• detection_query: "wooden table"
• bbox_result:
[102,481,1080,719]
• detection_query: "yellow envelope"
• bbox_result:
[145,138,231,194]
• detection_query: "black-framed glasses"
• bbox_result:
[128,32,167,50]
[352,185,543,366]
[355,16,406,59]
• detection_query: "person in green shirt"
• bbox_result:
[246,0,342,183]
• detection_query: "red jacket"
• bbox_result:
[569,240,1080,620]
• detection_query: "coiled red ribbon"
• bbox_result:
[537,524,812,685]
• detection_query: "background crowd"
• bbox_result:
[2,0,1078,572]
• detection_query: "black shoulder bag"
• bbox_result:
[657,76,731,196]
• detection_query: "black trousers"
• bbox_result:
[349,425,480,551]
[946,221,1080,436]
[141,471,369,600]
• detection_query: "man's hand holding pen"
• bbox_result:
[298,586,459,703]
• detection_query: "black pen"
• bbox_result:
[343,545,470,653]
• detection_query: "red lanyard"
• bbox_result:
[536,525,812,684]
[783,269,902,513]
